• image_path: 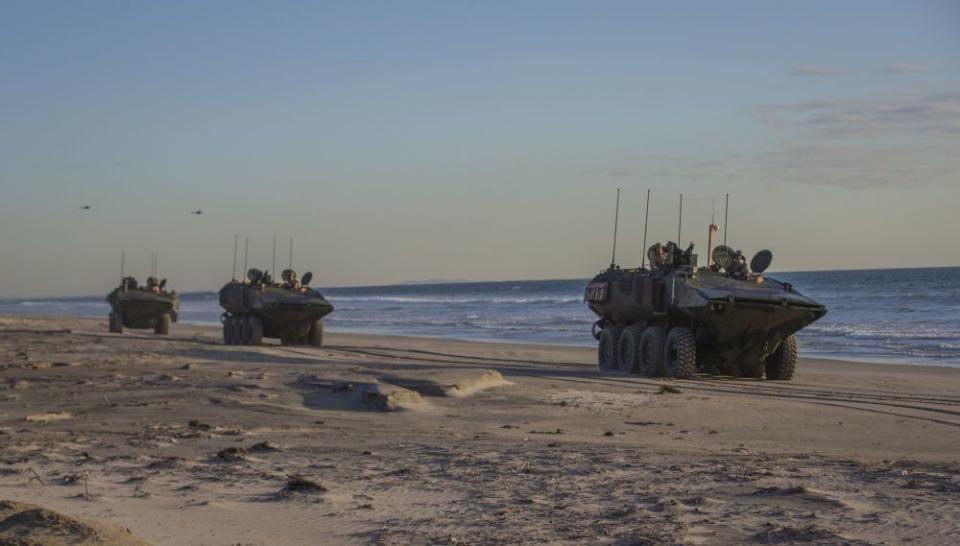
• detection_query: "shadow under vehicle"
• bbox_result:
[219,269,334,346]
[586,243,826,380]
[106,277,179,335]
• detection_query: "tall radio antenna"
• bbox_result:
[231,235,239,281]
[610,188,621,269]
[677,193,683,246]
[120,251,125,283]
[722,193,729,246]
[288,238,294,270]
[640,189,651,270]
[272,235,277,277]
[243,236,250,278]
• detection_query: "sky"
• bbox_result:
[0,0,958,297]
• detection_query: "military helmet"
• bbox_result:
[147,276,159,286]
[281,269,296,282]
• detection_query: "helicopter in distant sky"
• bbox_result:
[79,204,91,210]
[191,210,203,215]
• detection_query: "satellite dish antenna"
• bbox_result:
[301,272,313,286]
[712,245,735,270]
[247,268,262,283]
[750,250,773,274]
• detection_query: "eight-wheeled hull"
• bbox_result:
[219,282,334,341]
[586,266,826,377]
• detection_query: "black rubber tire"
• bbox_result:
[617,324,643,374]
[638,326,666,377]
[664,327,697,379]
[155,313,171,335]
[308,321,324,347]
[248,316,263,346]
[597,325,623,372]
[109,312,123,334]
[223,318,234,345]
[765,335,798,381]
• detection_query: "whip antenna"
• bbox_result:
[723,193,729,246]
[232,235,238,281]
[677,193,683,246]
[120,251,125,284]
[641,188,651,270]
[610,188,621,269]
[272,235,277,277]
[243,236,250,279]
[289,238,293,270]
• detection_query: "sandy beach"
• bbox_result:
[1,314,958,545]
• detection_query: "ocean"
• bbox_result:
[2,267,958,367]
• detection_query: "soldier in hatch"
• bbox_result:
[729,251,749,280]
[281,269,301,291]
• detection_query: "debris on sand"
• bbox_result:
[250,441,282,453]
[25,411,73,422]
[278,475,327,496]
[529,428,566,435]
[216,447,247,463]
[657,385,682,395]
[181,363,198,370]
[188,419,211,431]
[0,499,150,546]
[751,486,807,496]
[752,524,841,543]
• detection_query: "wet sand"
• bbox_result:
[1,314,958,545]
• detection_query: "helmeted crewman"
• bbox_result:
[281,269,301,291]
[146,276,161,293]
[729,251,749,280]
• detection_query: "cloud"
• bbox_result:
[884,63,932,74]
[754,93,960,137]
[789,65,850,77]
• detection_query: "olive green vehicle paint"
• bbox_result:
[219,268,334,346]
[106,277,179,335]
[585,192,826,380]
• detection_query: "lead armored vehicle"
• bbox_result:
[585,244,826,380]
[219,269,334,346]
[106,276,179,335]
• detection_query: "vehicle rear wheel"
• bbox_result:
[617,324,643,374]
[155,313,171,335]
[109,312,123,334]
[222,318,231,344]
[308,320,324,347]
[664,327,696,379]
[248,316,263,345]
[638,326,666,377]
[597,325,623,372]
[764,335,797,381]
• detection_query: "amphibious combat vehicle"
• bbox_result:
[585,243,826,380]
[106,276,179,335]
[219,268,334,346]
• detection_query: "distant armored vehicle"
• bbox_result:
[106,276,179,335]
[585,243,826,380]
[219,268,334,346]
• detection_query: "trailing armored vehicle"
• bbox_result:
[219,268,334,346]
[585,243,826,380]
[106,276,179,335]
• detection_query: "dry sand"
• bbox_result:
[1,314,958,545]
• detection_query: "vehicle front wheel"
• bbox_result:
[155,313,171,335]
[664,327,697,379]
[308,321,324,347]
[597,325,623,372]
[109,312,123,334]
[765,335,797,380]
